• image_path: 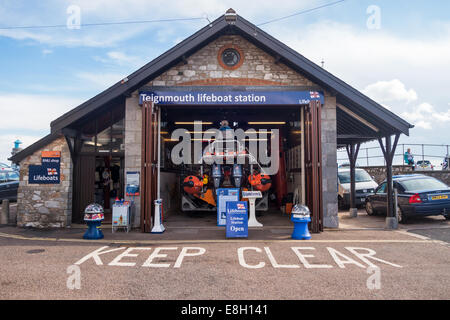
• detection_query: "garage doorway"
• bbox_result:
[154,104,308,229]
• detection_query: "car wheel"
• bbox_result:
[366,201,377,216]
[397,205,407,224]
[338,196,346,210]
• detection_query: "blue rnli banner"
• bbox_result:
[139,90,324,105]
[226,201,248,238]
[28,151,61,184]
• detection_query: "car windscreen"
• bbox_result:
[401,178,448,191]
[338,170,372,184]
[7,171,19,181]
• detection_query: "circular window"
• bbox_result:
[221,48,240,67]
[218,45,244,70]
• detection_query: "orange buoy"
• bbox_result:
[182,176,203,195]
[248,173,272,192]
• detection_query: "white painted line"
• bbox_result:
[0,231,443,245]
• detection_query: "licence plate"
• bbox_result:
[360,197,365,202]
[431,195,448,200]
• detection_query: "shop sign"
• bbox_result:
[226,201,248,238]
[28,151,60,184]
[139,90,324,105]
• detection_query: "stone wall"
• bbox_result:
[322,95,338,228]
[360,165,450,185]
[124,93,142,227]
[17,136,72,228]
[147,35,312,87]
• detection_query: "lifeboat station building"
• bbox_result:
[10,10,412,233]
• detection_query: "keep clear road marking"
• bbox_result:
[73,245,402,269]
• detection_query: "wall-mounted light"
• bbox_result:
[174,121,213,125]
[247,122,286,125]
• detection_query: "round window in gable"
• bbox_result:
[218,45,244,70]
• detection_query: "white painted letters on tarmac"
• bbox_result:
[291,247,333,269]
[142,247,178,268]
[264,247,299,268]
[73,246,402,269]
[327,247,366,269]
[237,247,265,269]
[345,247,402,268]
[174,247,206,268]
[108,247,152,267]
[74,246,125,265]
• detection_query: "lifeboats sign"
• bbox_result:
[139,90,324,105]
[28,151,61,184]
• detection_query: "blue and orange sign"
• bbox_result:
[28,151,61,184]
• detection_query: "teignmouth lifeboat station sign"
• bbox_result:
[139,90,324,105]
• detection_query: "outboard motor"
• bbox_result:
[212,164,223,189]
[232,164,243,188]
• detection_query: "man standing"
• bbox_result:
[404,148,414,166]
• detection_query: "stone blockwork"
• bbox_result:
[322,95,338,228]
[125,92,142,227]
[17,136,72,228]
[147,35,314,87]
[361,165,450,186]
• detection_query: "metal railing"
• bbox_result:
[337,143,450,168]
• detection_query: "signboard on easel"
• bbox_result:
[216,188,239,226]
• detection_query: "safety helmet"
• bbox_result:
[291,204,310,217]
[84,203,104,214]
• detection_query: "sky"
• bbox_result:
[0,0,449,167]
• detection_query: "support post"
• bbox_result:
[346,143,360,218]
[378,134,400,229]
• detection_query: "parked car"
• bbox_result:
[365,174,450,223]
[0,162,11,170]
[337,168,378,208]
[0,170,19,202]
[415,160,434,171]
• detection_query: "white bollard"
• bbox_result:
[151,199,165,233]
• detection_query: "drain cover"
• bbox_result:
[26,249,45,254]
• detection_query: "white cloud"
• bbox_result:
[0,94,83,131]
[0,0,323,47]
[94,51,145,68]
[42,49,53,55]
[272,20,450,100]
[76,72,126,89]
[362,79,418,104]
[401,102,450,130]
[432,109,450,122]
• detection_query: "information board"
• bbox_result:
[226,201,248,238]
[216,188,239,226]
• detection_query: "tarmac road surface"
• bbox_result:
[0,229,449,300]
